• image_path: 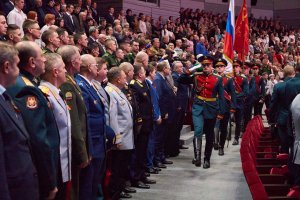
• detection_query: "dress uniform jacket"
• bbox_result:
[233,74,249,109]
[253,75,266,101]
[7,72,60,198]
[39,81,72,183]
[180,72,225,119]
[130,79,154,132]
[221,74,237,112]
[269,77,292,125]
[105,83,134,150]
[146,79,161,121]
[75,74,106,159]
[60,74,90,165]
[0,89,39,200]
[122,83,143,138]
[245,75,256,106]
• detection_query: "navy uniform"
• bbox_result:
[179,55,225,168]
[214,58,237,156]
[0,88,39,200]
[7,70,60,199]
[129,79,154,187]
[75,74,110,200]
[243,62,256,131]
[253,63,266,116]
[232,59,249,145]
[60,73,90,200]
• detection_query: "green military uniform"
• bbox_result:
[42,47,55,54]
[124,52,135,64]
[7,70,60,199]
[102,51,118,69]
[60,74,90,200]
[259,65,272,75]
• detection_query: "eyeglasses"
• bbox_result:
[215,65,225,68]
[202,64,211,67]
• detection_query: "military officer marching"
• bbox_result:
[179,55,225,169]
[232,59,249,145]
[252,63,266,116]
[214,57,237,156]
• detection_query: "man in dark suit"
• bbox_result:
[0,42,39,200]
[63,4,76,35]
[7,41,60,199]
[3,0,14,16]
[105,6,115,26]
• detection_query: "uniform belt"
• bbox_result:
[197,96,217,102]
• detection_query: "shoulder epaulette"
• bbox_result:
[21,76,34,86]
[39,86,50,96]
[130,80,135,85]
[106,86,113,93]
[213,73,221,77]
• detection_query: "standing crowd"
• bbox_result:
[1,0,300,200]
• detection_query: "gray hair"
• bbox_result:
[107,67,122,83]
[119,62,133,73]
[57,45,79,65]
[41,53,63,80]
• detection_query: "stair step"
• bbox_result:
[180,131,194,145]
[180,125,192,135]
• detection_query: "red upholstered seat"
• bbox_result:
[250,183,269,200]
[287,186,300,198]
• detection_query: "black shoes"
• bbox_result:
[213,143,219,150]
[144,172,150,177]
[155,162,167,169]
[153,167,161,171]
[232,139,239,145]
[123,187,136,193]
[218,148,224,156]
[132,181,150,189]
[147,167,159,174]
[142,177,156,184]
[162,160,173,165]
[203,159,210,169]
[179,145,189,149]
[120,191,132,198]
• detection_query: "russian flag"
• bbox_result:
[223,0,235,73]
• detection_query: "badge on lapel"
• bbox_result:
[65,92,73,101]
[94,100,98,105]
[26,96,38,109]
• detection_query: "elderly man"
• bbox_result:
[0,42,39,200]
[57,45,89,200]
[39,53,72,200]
[98,33,107,56]
[7,41,60,199]
[105,67,134,199]
[75,54,109,200]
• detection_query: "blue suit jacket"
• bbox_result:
[172,72,189,111]
[75,75,109,159]
[153,73,176,122]
[146,79,161,121]
[0,94,39,200]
